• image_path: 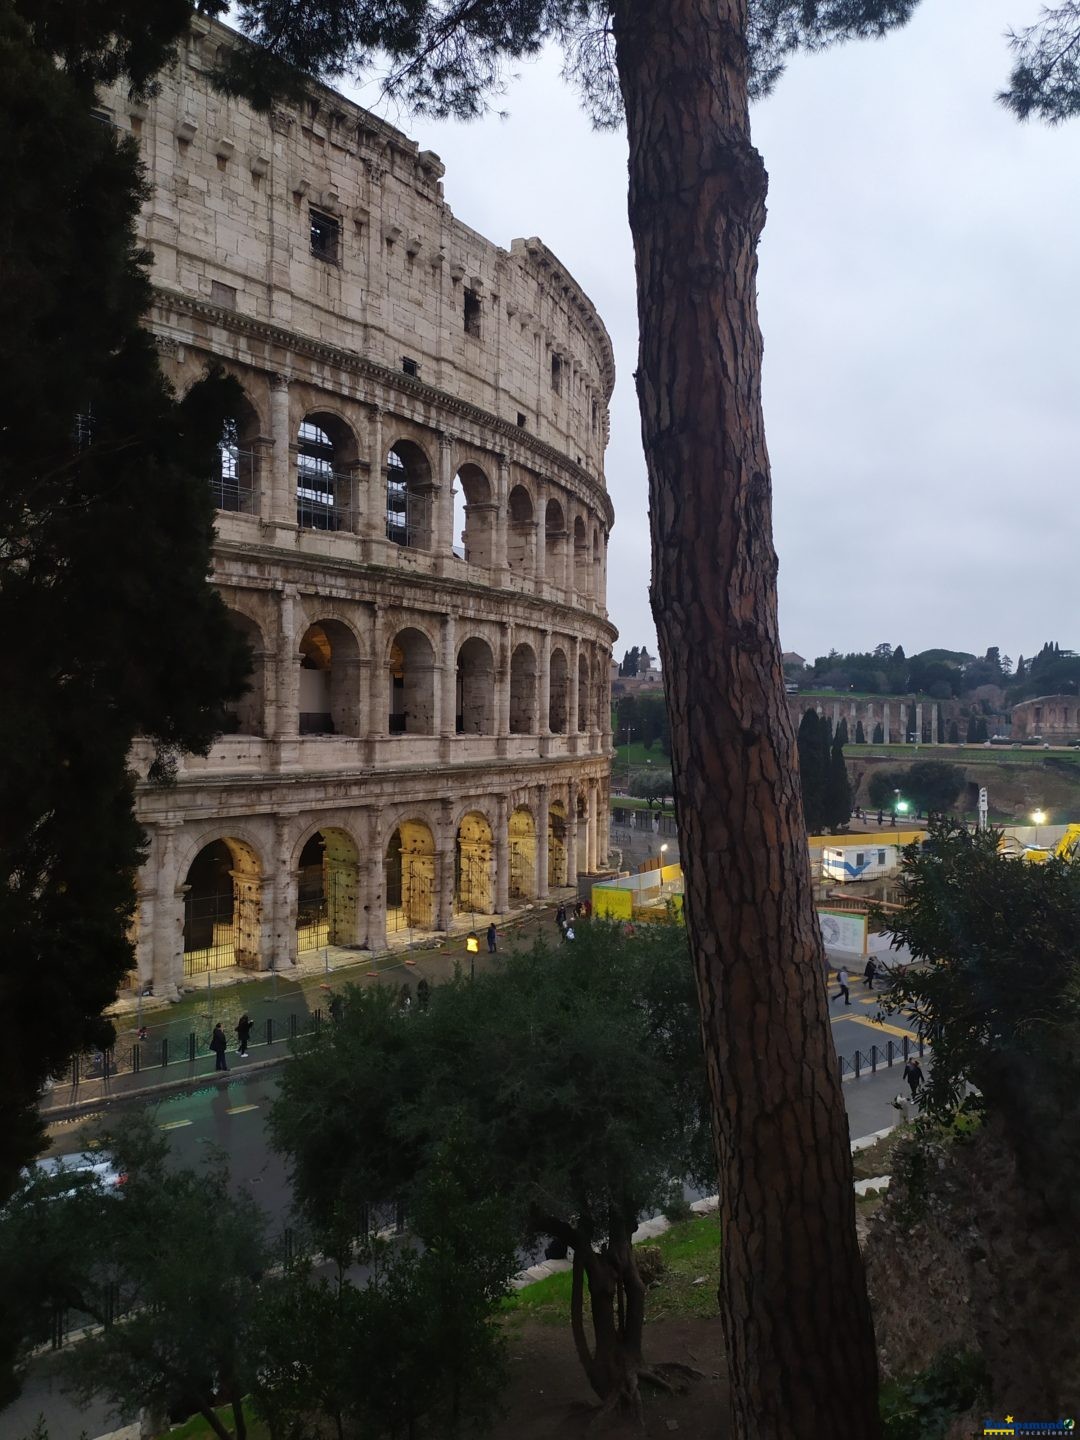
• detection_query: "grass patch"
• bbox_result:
[852,1131,905,1182]
[504,1216,720,1327]
[159,1400,267,1440]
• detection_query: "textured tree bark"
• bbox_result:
[613,3,882,1437]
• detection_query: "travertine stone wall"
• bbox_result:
[100,18,616,998]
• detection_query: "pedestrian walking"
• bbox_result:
[556,903,567,928]
[487,922,497,954]
[835,966,851,1006]
[416,977,431,1011]
[876,810,883,826]
[863,957,877,990]
[235,1013,253,1056]
[903,1058,924,1100]
[210,1023,228,1072]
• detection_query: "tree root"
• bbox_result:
[639,1360,705,1393]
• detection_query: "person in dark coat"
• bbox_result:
[863,957,877,990]
[416,977,431,1011]
[235,1013,253,1056]
[210,1023,228,1072]
[903,1058,924,1100]
[556,903,567,928]
[487,922,497,954]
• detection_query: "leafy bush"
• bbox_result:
[880,1348,988,1439]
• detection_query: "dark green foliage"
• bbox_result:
[866,763,963,814]
[0,1115,269,1437]
[797,709,829,832]
[269,925,713,1387]
[947,719,959,744]
[620,645,641,676]
[855,719,866,744]
[825,731,852,831]
[879,1348,989,1440]
[0,3,251,1197]
[999,1,1080,124]
[879,821,1080,1222]
[873,721,885,744]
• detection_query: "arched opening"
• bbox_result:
[453,464,494,566]
[455,811,494,916]
[591,527,601,598]
[388,628,436,735]
[456,637,495,735]
[510,643,537,735]
[214,392,261,514]
[224,611,265,736]
[549,801,568,889]
[545,497,565,576]
[577,651,590,736]
[549,648,569,734]
[385,819,436,932]
[573,515,588,593]
[298,620,362,736]
[295,828,360,953]
[509,807,537,901]
[593,657,605,733]
[506,484,533,573]
[386,440,434,549]
[182,838,262,973]
[297,413,357,531]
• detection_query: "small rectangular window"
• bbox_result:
[210,280,237,310]
[464,288,482,338]
[402,357,419,378]
[878,850,886,865]
[551,353,562,395]
[856,853,865,867]
[516,412,527,428]
[310,208,340,263]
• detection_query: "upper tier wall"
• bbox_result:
[98,17,614,487]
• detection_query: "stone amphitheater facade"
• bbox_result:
[103,18,616,998]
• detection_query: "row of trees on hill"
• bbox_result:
[788,641,1080,702]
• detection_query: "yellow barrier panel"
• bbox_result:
[593,886,634,920]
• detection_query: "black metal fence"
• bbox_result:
[836,1031,926,1081]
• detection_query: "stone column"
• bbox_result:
[367,406,384,543]
[438,432,454,559]
[439,612,457,738]
[564,510,575,594]
[270,816,295,970]
[587,781,599,873]
[883,702,891,744]
[568,635,580,737]
[536,786,550,900]
[600,531,609,613]
[361,806,386,952]
[436,806,455,931]
[494,794,510,913]
[269,374,292,525]
[367,606,387,739]
[538,629,551,737]
[151,823,185,1000]
[273,586,300,739]
[566,782,579,887]
[496,623,511,743]
[534,479,546,582]
[915,702,923,744]
[494,453,509,574]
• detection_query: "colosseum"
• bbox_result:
[101,17,616,1000]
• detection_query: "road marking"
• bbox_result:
[841,1013,919,1041]
[159,1119,192,1131]
[226,1104,258,1115]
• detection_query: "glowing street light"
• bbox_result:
[1032,809,1046,846]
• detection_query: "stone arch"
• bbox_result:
[298,618,362,735]
[455,810,494,916]
[544,496,566,575]
[456,636,495,735]
[592,654,605,732]
[297,411,358,531]
[577,650,590,736]
[225,609,266,736]
[549,646,569,734]
[506,484,534,574]
[548,800,568,889]
[509,806,537,901]
[293,825,360,952]
[510,642,537,735]
[573,514,588,593]
[591,526,601,598]
[388,626,436,735]
[214,387,263,514]
[385,817,437,932]
[181,836,263,974]
[386,438,434,549]
[452,463,494,567]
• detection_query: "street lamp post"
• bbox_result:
[894,793,909,856]
[1032,809,1046,848]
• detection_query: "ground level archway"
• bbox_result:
[509,806,537,901]
[549,801,568,889]
[182,837,262,974]
[385,819,437,932]
[295,828,360,953]
[455,811,494,917]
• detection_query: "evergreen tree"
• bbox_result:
[948,719,960,744]
[825,731,852,832]
[0,4,250,1197]
[966,713,979,744]
[906,703,918,742]
[835,716,849,746]
[797,710,828,833]
[976,716,989,742]
[873,721,884,744]
[855,720,866,744]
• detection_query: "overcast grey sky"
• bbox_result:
[360,1,1079,670]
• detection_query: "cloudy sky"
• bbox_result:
[357,1,1079,671]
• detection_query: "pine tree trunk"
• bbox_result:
[612,3,882,1436]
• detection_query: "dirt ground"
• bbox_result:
[490,1317,731,1439]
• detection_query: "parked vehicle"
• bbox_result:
[31,1151,127,1197]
